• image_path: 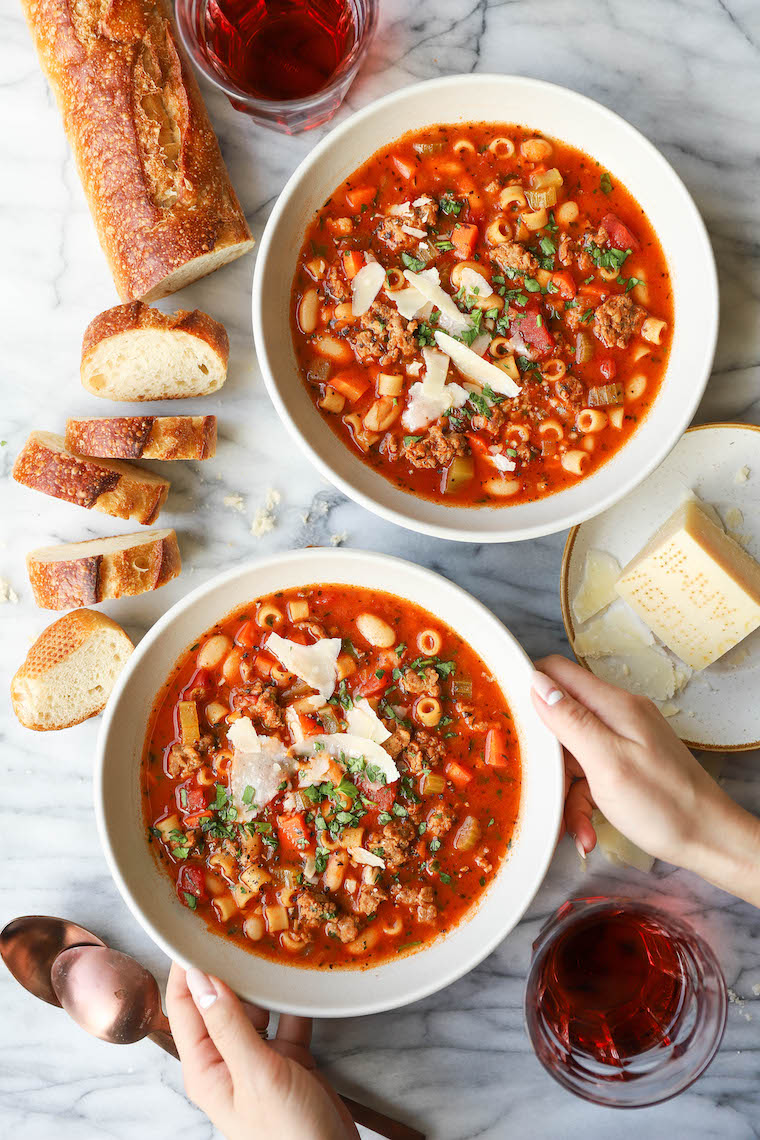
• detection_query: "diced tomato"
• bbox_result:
[354,665,391,698]
[330,367,370,403]
[183,810,214,828]
[181,785,208,814]
[177,865,207,903]
[254,650,277,677]
[510,304,555,357]
[445,760,474,790]
[235,619,257,648]
[345,185,376,211]
[296,712,323,740]
[578,281,609,301]
[601,212,640,252]
[599,357,617,381]
[356,776,396,815]
[484,727,509,767]
[392,154,414,180]
[450,223,479,259]
[551,270,577,300]
[342,250,364,280]
[276,812,314,856]
[182,667,209,697]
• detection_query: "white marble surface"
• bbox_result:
[2,0,760,1136]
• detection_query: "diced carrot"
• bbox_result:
[450,223,479,259]
[182,810,214,829]
[485,727,509,767]
[276,812,314,856]
[345,185,376,211]
[235,619,257,648]
[254,650,277,677]
[342,251,364,280]
[445,760,474,790]
[392,155,414,180]
[578,281,609,301]
[551,270,577,299]
[354,665,391,698]
[330,367,370,403]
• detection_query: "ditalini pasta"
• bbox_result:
[142,584,521,968]
[291,122,673,506]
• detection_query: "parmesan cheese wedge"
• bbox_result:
[390,267,440,320]
[350,260,386,316]
[572,550,622,624]
[266,633,341,699]
[458,266,492,300]
[615,498,760,669]
[592,809,655,873]
[588,649,677,701]
[402,269,473,336]
[345,698,391,744]
[573,601,655,659]
[293,732,399,786]
[228,717,294,818]
[434,330,521,397]
[401,347,468,432]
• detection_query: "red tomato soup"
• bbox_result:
[142,585,521,968]
[291,122,673,506]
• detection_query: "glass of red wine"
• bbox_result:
[176,0,378,133]
[525,897,727,1107]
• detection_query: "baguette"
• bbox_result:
[19,0,254,301]
[11,609,134,731]
[66,415,217,461]
[13,431,170,525]
[80,303,228,401]
[27,529,181,610]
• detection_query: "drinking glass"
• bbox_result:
[524,896,727,1108]
[175,0,378,133]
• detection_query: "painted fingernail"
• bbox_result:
[186,967,219,1010]
[574,835,587,861]
[531,670,564,707]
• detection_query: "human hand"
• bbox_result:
[530,655,760,905]
[166,962,358,1140]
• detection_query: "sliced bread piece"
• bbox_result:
[27,529,181,610]
[11,609,134,730]
[65,416,217,461]
[13,431,170,525]
[81,302,229,401]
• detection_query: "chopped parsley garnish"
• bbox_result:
[242,785,254,805]
[439,194,463,216]
[415,321,437,347]
[439,872,452,885]
[403,434,422,447]
[378,811,392,825]
[182,891,197,910]
[429,837,441,853]
[436,239,455,251]
[523,277,542,293]
[600,171,613,195]
[467,391,492,419]
[516,355,539,373]
[539,235,556,258]
[401,251,426,273]
[587,243,630,274]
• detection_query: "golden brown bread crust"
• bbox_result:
[13,431,170,524]
[19,0,254,301]
[27,530,182,609]
[81,302,230,366]
[66,414,217,460]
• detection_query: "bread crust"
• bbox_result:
[19,0,254,301]
[11,609,134,730]
[27,530,182,610]
[66,414,217,460]
[81,302,230,367]
[13,431,170,524]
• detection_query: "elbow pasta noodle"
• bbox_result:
[561,449,589,476]
[577,408,608,433]
[608,406,625,429]
[538,418,564,441]
[498,184,528,209]
[521,206,548,231]
[416,696,442,726]
[520,137,553,161]
[541,359,567,381]
[384,266,405,290]
[417,628,442,655]
[265,905,289,933]
[377,372,404,396]
[625,375,647,401]
[256,603,284,628]
[508,423,531,442]
[270,664,293,684]
[287,599,310,622]
[453,138,477,155]
[213,895,238,924]
[318,386,345,413]
[196,764,217,786]
[486,216,512,244]
[641,317,667,344]
[488,336,512,359]
[487,136,516,157]
[382,913,404,936]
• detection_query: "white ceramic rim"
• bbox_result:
[94,548,563,1016]
[252,73,719,544]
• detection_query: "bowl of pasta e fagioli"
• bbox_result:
[95,547,562,1016]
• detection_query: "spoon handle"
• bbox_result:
[148,1029,180,1059]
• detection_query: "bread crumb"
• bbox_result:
[659,702,679,717]
[0,577,19,604]
[723,506,744,533]
[728,988,753,1021]
[752,983,760,997]
[735,466,750,484]
[251,488,281,537]
[330,531,348,547]
[223,494,245,513]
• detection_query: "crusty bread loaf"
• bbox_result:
[27,529,181,610]
[19,0,254,301]
[11,609,134,730]
[13,431,170,524]
[81,303,229,401]
[66,415,217,461]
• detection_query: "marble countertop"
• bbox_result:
[2,0,760,1136]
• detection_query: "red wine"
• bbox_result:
[203,0,357,101]
[535,907,687,1063]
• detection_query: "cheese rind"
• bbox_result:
[615,499,760,669]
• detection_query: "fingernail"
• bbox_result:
[186,967,219,1010]
[531,670,564,707]
[574,835,587,861]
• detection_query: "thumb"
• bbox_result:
[530,669,615,781]
[185,968,280,1088]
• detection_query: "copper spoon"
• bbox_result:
[0,915,106,1006]
[51,944,179,1058]
[51,943,423,1138]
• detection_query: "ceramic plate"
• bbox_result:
[561,424,760,751]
